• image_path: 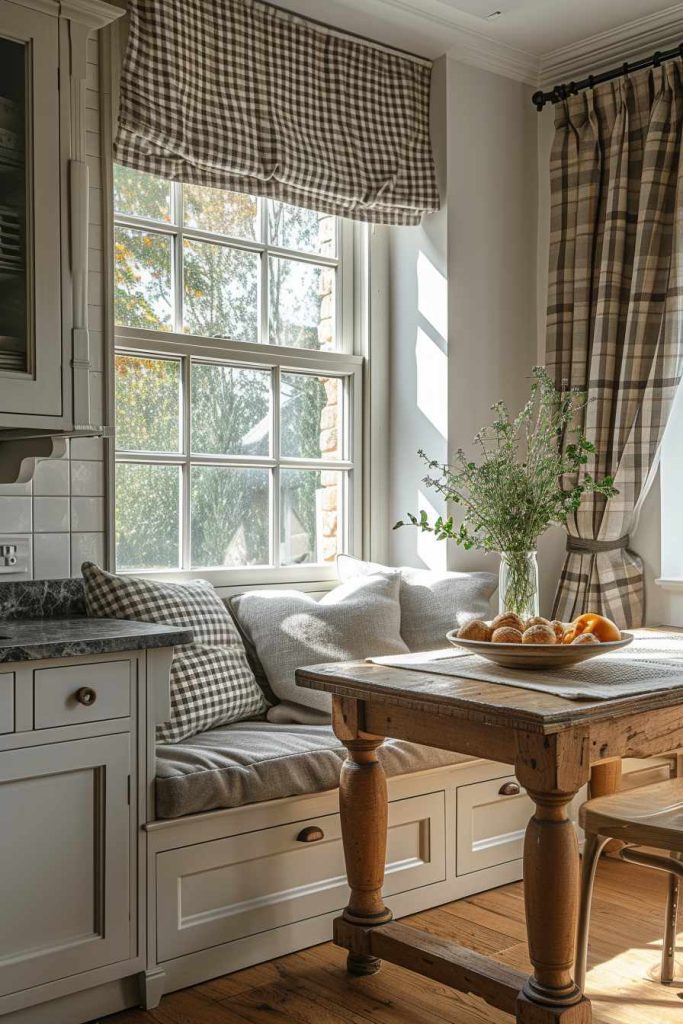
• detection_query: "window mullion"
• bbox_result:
[259,198,269,346]
[181,355,192,570]
[174,182,184,335]
[271,364,281,568]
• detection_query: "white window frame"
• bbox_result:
[112,183,365,592]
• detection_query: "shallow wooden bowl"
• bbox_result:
[445,630,633,670]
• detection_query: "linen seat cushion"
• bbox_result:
[82,562,266,743]
[155,721,475,818]
[337,554,497,652]
[230,573,408,716]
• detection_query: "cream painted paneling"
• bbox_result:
[0,34,107,579]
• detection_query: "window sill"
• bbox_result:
[655,578,683,591]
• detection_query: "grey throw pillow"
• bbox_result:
[336,554,497,652]
[230,574,407,715]
[82,562,266,742]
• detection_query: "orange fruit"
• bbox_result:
[572,613,621,643]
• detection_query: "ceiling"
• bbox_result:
[268,0,683,79]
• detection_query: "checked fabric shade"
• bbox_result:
[114,0,440,225]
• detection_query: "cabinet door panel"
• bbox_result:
[0,2,62,419]
[0,733,131,996]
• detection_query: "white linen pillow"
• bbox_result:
[337,553,497,652]
[230,573,407,716]
[82,562,266,742]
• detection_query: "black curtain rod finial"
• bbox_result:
[532,38,683,110]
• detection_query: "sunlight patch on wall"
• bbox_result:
[417,487,448,571]
[417,250,447,344]
[416,328,448,440]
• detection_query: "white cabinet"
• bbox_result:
[0,733,131,997]
[0,0,122,437]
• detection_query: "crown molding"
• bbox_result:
[445,24,540,84]
[349,0,540,83]
[540,3,683,85]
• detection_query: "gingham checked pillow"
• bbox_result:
[81,563,266,743]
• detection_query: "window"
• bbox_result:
[113,168,362,583]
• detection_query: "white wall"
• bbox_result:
[387,58,566,611]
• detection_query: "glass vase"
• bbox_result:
[498,550,539,620]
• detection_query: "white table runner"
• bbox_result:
[369,632,683,701]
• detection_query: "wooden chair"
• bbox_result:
[575,778,683,991]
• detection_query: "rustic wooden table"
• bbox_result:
[297,651,683,1024]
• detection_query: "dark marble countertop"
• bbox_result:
[0,617,192,664]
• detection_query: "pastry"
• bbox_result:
[572,613,621,643]
[522,623,557,645]
[457,619,492,642]
[526,615,553,630]
[491,626,523,644]
[571,632,600,645]
[491,612,525,633]
[550,620,566,642]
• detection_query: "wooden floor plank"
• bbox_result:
[101,859,683,1024]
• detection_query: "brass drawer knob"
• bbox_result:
[75,686,97,707]
[296,826,324,843]
[499,781,521,796]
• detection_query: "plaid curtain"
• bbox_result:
[114,0,439,225]
[547,62,683,628]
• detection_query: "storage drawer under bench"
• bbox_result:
[155,790,446,962]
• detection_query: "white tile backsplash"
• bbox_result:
[0,497,32,532]
[70,459,105,497]
[34,533,71,580]
[71,496,104,533]
[71,531,105,574]
[33,458,70,497]
[33,497,70,533]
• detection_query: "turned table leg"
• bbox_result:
[515,730,592,1024]
[338,736,393,975]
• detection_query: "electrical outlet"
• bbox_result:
[0,544,17,567]
[0,536,30,579]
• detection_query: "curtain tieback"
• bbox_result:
[566,535,630,553]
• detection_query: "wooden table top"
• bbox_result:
[296,629,683,734]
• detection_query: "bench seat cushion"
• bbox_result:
[155,721,475,818]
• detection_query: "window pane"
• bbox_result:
[281,374,342,460]
[115,463,180,570]
[113,165,172,223]
[280,469,342,565]
[114,227,173,331]
[269,258,335,350]
[183,240,258,342]
[268,202,336,257]
[115,355,181,453]
[191,466,270,567]
[191,363,270,456]
[183,185,257,239]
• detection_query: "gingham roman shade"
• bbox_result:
[546,62,683,628]
[114,0,440,225]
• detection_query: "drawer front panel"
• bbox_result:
[0,674,13,734]
[457,775,534,876]
[156,790,446,962]
[33,660,132,729]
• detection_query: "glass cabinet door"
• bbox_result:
[0,4,62,423]
[0,36,28,373]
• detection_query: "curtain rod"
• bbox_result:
[532,40,683,111]
[254,0,432,65]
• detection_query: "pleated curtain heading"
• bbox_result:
[114,0,440,225]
